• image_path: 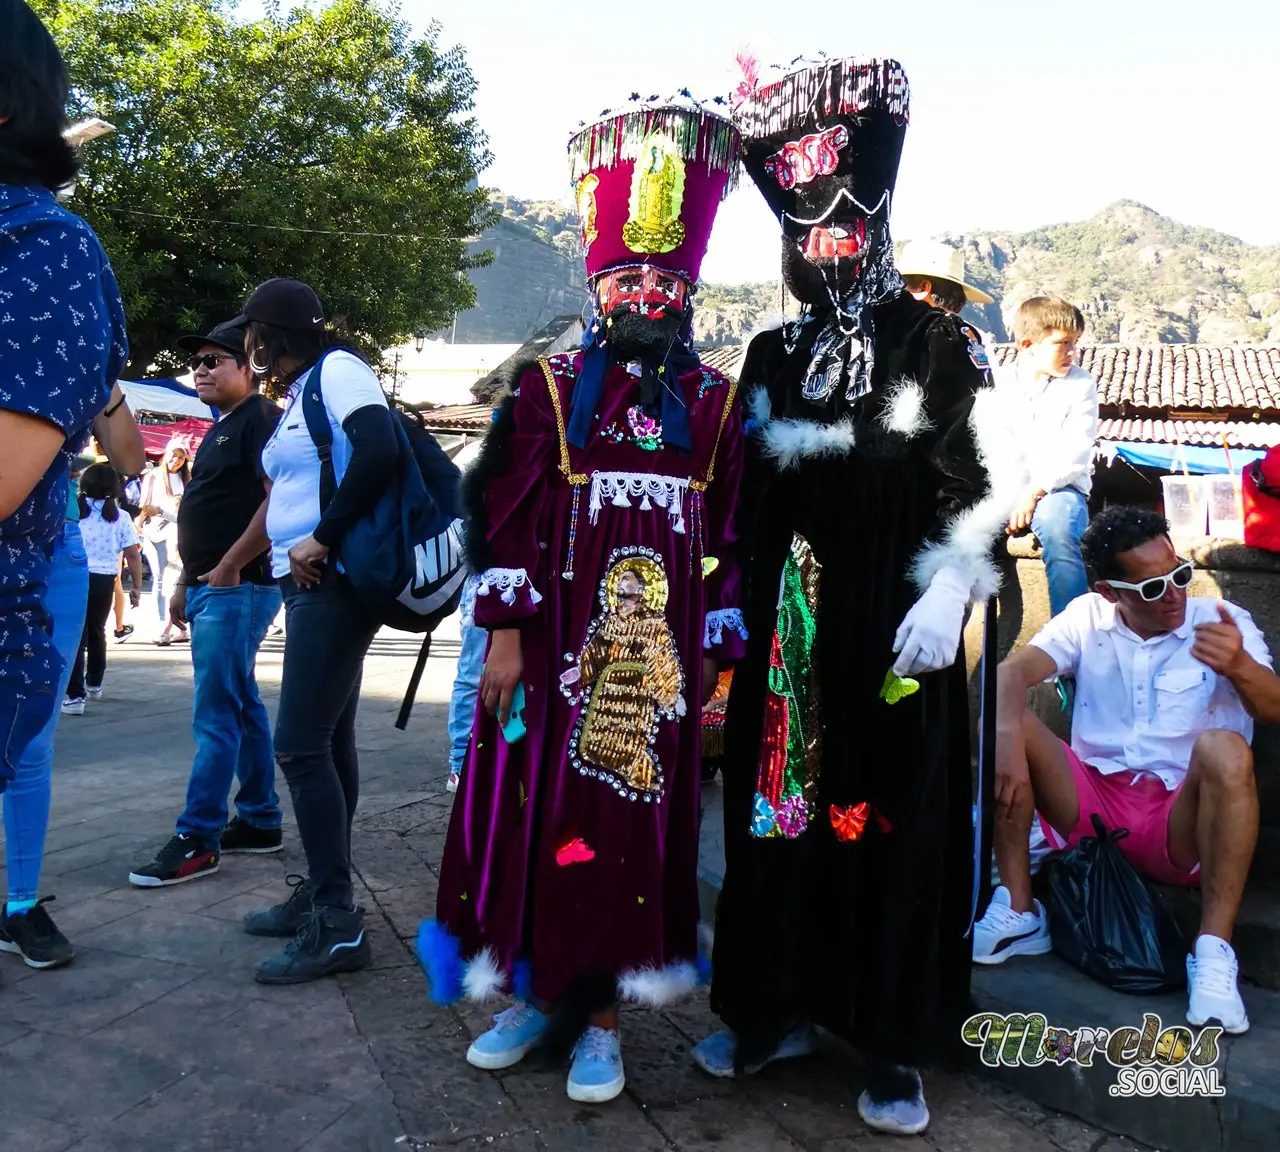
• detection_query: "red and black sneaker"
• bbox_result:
[128,834,219,888]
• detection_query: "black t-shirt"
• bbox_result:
[178,394,281,584]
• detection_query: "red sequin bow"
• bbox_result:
[830,802,893,842]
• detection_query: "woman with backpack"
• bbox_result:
[236,279,398,984]
[65,465,143,711]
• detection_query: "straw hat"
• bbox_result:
[896,239,994,304]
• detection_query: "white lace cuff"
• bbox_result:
[475,567,543,607]
[704,608,748,650]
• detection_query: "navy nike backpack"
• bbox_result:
[300,348,466,633]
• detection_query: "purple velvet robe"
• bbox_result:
[435,352,745,1004]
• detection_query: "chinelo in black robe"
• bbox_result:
[701,54,1026,1128]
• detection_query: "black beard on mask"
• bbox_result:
[605,309,683,362]
[781,226,887,310]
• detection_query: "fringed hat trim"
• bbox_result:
[568,94,740,194]
[734,55,910,139]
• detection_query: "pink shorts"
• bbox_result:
[1038,742,1200,888]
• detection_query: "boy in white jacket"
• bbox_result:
[997,297,1099,617]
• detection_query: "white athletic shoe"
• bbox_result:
[1187,935,1249,1034]
[972,885,1052,965]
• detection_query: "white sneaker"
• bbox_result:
[1187,935,1249,1034]
[61,697,85,716]
[972,885,1052,965]
[86,684,104,699]
[446,771,460,794]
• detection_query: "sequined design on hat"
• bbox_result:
[749,533,822,839]
[623,134,687,254]
[563,549,686,803]
[576,174,600,258]
[764,125,849,190]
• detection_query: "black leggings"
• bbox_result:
[274,571,379,910]
[68,572,117,699]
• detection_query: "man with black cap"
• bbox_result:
[129,321,285,888]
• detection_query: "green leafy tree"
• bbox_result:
[34,0,495,373]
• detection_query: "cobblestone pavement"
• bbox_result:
[0,624,1155,1151]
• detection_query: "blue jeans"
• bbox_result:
[1032,487,1090,618]
[4,522,88,903]
[447,619,487,774]
[176,582,283,844]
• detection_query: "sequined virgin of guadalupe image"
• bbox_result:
[564,551,686,802]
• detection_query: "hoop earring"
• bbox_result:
[249,350,270,376]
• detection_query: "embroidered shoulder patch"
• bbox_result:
[962,325,989,371]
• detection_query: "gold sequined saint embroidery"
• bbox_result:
[563,551,685,803]
[622,134,687,254]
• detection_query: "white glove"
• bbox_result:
[892,566,971,677]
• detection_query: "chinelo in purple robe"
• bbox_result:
[422,349,745,1008]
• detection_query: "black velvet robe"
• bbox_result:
[711,291,996,1069]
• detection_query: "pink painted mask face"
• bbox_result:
[595,265,689,319]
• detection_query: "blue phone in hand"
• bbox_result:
[501,683,527,744]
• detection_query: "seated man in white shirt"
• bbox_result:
[973,505,1280,1035]
[997,297,1099,618]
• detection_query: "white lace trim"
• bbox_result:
[588,471,689,533]
[475,567,543,607]
[704,608,748,650]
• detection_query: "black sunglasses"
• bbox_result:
[189,352,241,371]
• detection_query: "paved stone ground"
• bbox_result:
[0,619,1157,1152]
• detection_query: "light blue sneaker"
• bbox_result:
[691,1022,817,1078]
[466,1002,549,1071]
[566,1026,625,1103]
[857,1067,930,1135]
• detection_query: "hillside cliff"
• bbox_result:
[450,197,1280,347]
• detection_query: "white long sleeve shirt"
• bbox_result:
[993,358,1099,497]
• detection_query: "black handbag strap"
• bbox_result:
[1249,457,1280,498]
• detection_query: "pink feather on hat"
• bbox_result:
[732,47,760,108]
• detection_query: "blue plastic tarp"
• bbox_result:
[1097,440,1266,476]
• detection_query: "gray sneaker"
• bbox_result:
[253,906,370,985]
[243,875,314,937]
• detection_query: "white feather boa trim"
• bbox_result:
[907,386,1031,603]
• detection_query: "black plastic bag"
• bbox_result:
[1047,814,1187,993]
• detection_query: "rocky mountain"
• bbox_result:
[450,196,1280,347]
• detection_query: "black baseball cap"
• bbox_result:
[176,319,248,356]
[229,278,326,332]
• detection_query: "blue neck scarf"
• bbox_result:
[566,308,698,454]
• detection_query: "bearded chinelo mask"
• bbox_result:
[565,94,741,451]
[733,55,910,406]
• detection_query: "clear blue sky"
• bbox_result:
[246,1,1280,283]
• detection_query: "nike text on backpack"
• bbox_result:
[300,348,467,632]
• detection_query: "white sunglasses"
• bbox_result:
[1102,560,1193,602]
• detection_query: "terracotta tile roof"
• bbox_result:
[989,344,1280,413]
[415,403,493,433]
[1097,418,1280,450]
[697,345,744,377]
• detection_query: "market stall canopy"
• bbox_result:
[119,378,216,421]
[139,417,213,459]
